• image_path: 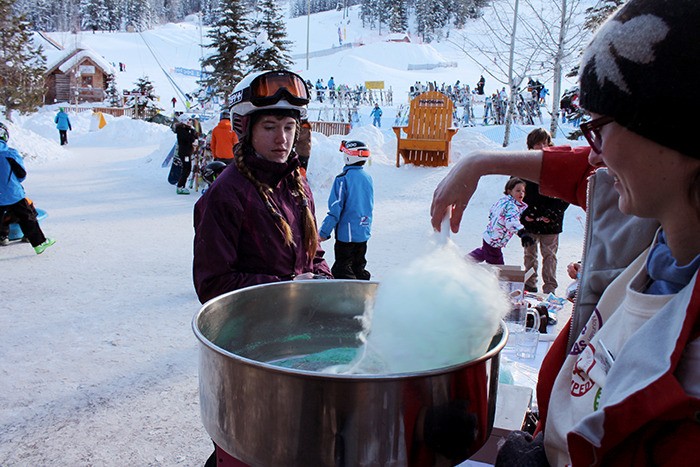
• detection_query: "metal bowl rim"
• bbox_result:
[192,280,508,381]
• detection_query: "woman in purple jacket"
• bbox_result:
[193,70,332,305]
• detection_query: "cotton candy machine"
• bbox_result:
[193,280,506,466]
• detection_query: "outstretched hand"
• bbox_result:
[430,160,480,233]
[430,150,543,234]
[567,261,581,279]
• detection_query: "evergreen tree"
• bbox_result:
[247,0,293,72]
[376,0,390,34]
[104,73,122,106]
[80,0,108,31]
[103,0,121,31]
[124,0,152,31]
[133,75,157,98]
[452,0,489,27]
[415,0,435,42]
[360,0,373,28]
[163,0,187,23]
[291,0,305,17]
[57,0,81,32]
[199,0,250,102]
[453,0,470,28]
[389,0,408,33]
[0,0,47,121]
[16,0,57,30]
[200,0,217,24]
[129,75,161,118]
[434,0,451,29]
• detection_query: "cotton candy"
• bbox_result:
[341,242,510,374]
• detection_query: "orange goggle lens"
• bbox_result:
[340,143,370,158]
[250,72,310,103]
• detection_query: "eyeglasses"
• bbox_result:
[580,116,614,153]
[245,71,310,107]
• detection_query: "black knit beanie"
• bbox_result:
[579,0,699,158]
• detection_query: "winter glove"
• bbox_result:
[517,229,536,248]
[495,431,548,467]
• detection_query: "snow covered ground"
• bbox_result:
[2,5,588,465]
[0,110,585,466]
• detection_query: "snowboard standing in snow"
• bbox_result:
[168,155,182,185]
[161,143,177,168]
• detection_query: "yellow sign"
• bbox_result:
[365,81,385,90]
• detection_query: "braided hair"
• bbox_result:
[234,111,319,261]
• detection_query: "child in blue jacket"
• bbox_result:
[370,103,382,127]
[0,123,55,254]
[319,140,374,279]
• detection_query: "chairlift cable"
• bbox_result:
[137,31,189,106]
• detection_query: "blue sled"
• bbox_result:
[8,208,48,241]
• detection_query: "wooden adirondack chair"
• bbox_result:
[393,91,458,167]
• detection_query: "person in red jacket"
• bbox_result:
[431,0,700,465]
[209,110,238,165]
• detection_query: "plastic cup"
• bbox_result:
[504,303,540,352]
[515,327,540,359]
[504,303,527,352]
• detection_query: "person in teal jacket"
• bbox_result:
[54,107,72,145]
[319,140,374,279]
[0,123,55,254]
[369,103,382,127]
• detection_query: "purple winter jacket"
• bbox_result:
[193,150,332,304]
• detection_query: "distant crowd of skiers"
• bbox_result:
[404,76,554,127]
[559,87,582,125]
[307,77,393,106]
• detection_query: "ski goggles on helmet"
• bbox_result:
[242,71,310,107]
[340,140,370,157]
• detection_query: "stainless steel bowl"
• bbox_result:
[193,280,506,466]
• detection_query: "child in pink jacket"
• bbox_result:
[468,177,534,264]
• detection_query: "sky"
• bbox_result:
[2,4,588,465]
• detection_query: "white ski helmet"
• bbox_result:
[229,70,310,139]
[340,140,370,165]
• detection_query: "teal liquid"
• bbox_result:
[268,347,358,371]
